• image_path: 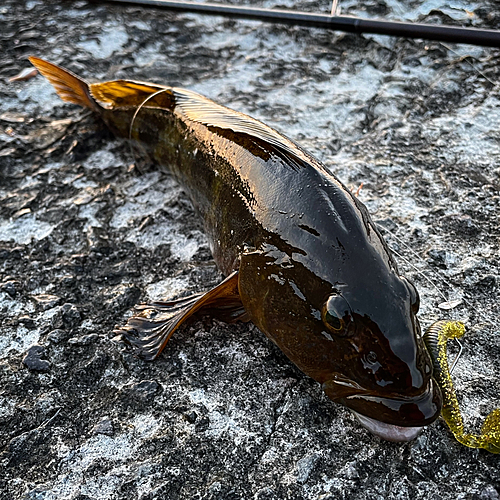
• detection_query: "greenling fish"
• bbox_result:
[423,321,500,453]
[30,57,442,442]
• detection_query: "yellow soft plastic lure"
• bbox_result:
[423,320,500,453]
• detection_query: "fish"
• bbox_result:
[423,321,500,453]
[29,56,442,442]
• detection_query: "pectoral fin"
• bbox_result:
[116,271,248,360]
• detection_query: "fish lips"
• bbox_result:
[342,381,442,442]
[351,412,424,442]
[330,377,442,430]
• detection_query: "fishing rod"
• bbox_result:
[99,0,500,48]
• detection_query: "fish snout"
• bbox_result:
[343,377,442,428]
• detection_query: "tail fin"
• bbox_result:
[29,57,99,112]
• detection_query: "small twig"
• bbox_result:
[440,42,498,87]
[37,408,62,431]
[330,0,339,16]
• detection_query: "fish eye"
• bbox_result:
[322,293,353,335]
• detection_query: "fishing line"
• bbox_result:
[127,88,172,169]
[449,340,463,374]
[439,42,498,87]
[377,224,494,373]
[377,225,448,301]
[378,224,497,331]
[129,88,172,140]
[379,227,471,372]
[438,47,499,332]
[385,41,499,333]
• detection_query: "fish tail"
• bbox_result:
[29,57,99,112]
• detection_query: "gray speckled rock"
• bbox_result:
[22,345,50,372]
[0,0,499,499]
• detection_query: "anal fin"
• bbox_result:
[116,271,248,360]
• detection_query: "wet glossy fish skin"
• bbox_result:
[30,57,441,431]
[114,91,440,427]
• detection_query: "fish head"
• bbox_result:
[320,274,442,441]
[239,243,441,442]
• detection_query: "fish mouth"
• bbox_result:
[352,412,424,442]
[344,379,441,425]
[324,376,442,437]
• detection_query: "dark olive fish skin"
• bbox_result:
[125,93,440,426]
[29,57,442,437]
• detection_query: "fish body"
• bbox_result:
[30,57,441,441]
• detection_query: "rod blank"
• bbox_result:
[100,0,500,48]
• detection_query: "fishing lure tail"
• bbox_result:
[424,321,500,454]
[29,57,99,112]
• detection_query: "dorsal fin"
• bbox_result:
[89,80,172,108]
[172,88,312,169]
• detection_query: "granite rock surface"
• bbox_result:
[0,0,499,499]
